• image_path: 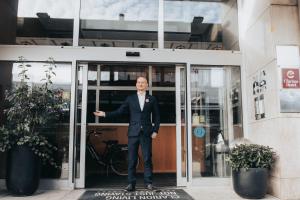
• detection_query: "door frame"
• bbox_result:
[73,62,241,188]
[74,62,240,188]
[74,63,88,188]
[175,65,188,186]
[186,65,237,186]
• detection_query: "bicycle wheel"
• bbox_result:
[110,149,129,176]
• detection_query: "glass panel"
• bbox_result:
[79,0,158,48]
[100,64,148,86]
[88,65,98,86]
[99,90,135,123]
[87,90,96,123]
[230,67,243,139]
[75,65,83,179]
[0,61,72,179]
[152,91,175,123]
[0,61,13,178]
[152,66,175,87]
[180,68,187,177]
[190,66,229,177]
[164,0,239,50]
[15,0,74,46]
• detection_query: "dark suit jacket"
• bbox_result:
[106,93,160,137]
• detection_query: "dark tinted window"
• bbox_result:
[99,90,136,123]
[152,66,175,87]
[152,91,175,123]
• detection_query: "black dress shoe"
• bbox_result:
[125,184,136,192]
[145,183,153,190]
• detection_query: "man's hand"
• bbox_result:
[151,132,158,139]
[93,110,105,117]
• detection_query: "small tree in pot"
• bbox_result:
[228,144,276,199]
[0,57,63,196]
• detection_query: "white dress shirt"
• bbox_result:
[137,91,146,111]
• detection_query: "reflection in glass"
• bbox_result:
[180,68,187,177]
[152,91,175,123]
[152,66,175,87]
[79,0,158,47]
[99,90,135,123]
[100,65,148,86]
[164,0,222,50]
[190,67,230,178]
[88,65,98,86]
[0,62,14,178]
[16,0,74,46]
[230,67,243,138]
[75,65,83,179]
[12,63,71,90]
[164,0,240,50]
[87,90,96,123]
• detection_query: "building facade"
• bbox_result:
[0,0,299,199]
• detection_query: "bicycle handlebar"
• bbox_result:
[87,130,103,135]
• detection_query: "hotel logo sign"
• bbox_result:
[282,68,300,88]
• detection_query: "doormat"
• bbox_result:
[78,189,194,200]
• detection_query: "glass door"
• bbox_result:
[176,65,188,186]
[189,66,231,179]
[74,63,88,188]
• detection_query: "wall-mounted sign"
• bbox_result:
[252,70,267,120]
[282,68,300,88]
[252,70,267,95]
[254,94,265,120]
[193,127,205,138]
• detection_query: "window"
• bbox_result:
[0,61,72,179]
[100,65,148,86]
[152,91,176,123]
[16,0,74,46]
[84,63,176,124]
[164,0,239,50]
[79,0,159,48]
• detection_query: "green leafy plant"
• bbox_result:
[0,56,64,168]
[227,144,276,171]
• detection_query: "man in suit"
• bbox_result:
[94,76,160,191]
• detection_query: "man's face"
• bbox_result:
[136,77,148,92]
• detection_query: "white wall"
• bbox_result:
[238,0,300,199]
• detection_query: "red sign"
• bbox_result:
[282,68,300,88]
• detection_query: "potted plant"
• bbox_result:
[227,143,276,199]
[0,57,64,195]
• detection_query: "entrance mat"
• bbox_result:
[78,189,194,200]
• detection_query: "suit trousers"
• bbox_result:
[128,130,153,185]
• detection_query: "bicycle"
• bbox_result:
[86,128,140,176]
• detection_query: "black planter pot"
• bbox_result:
[232,168,268,199]
[6,145,40,196]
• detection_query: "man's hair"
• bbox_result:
[136,76,148,83]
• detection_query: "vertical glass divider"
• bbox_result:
[176,66,183,185]
[68,60,77,188]
[96,65,101,123]
[78,64,88,188]
[186,63,192,184]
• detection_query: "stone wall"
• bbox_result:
[238,0,300,199]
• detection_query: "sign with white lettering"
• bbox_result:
[79,189,194,200]
[282,68,300,88]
